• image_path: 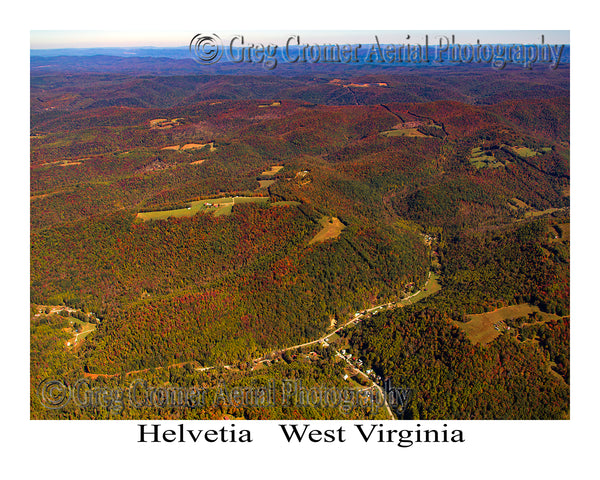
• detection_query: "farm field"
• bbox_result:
[136,196,269,221]
[455,304,562,345]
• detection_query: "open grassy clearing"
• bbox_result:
[31,192,52,201]
[231,196,269,205]
[308,216,345,245]
[507,198,566,219]
[524,207,563,218]
[469,147,504,169]
[182,143,212,151]
[136,208,196,221]
[381,127,428,138]
[257,180,276,189]
[190,159,206,165]
[508,197,530,209]
[454,303,561,345]
[509,145,553,159]
[137,196,233,221]
[512,146,538,158]
[512,145,554,158]
[213,203,234,216]
[136,196,269,221]
[258,101,281,108]
[261,165,284,176]
[342,82,387,87]
[161,142,216,152]
[150,118,183,129]
[149,118,168,126]
[549,222,570,243]
[37,158,89,168]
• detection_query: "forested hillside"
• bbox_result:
[31,63,569,420]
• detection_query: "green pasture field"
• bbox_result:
[455,303,561,345]
[137,196,268,221]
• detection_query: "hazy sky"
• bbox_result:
[30,30,570,49]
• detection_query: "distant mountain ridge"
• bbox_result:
[31,42,570,76]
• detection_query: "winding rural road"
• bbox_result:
[76,271,440,417]
[188,271,437,419]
